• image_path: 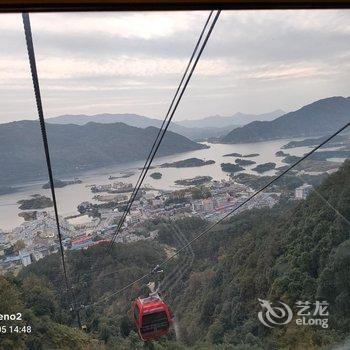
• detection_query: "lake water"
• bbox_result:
[0,139,310,231]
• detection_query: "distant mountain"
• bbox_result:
[47,113,235,141]
[222,97,350,144]
[0,120,207,186]
[169,124,237,140]
[48,113,161,128]
[175,125,239,140]
[177,110,285,128]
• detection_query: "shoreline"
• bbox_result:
[0,138,327,232]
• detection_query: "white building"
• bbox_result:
[203,198,214,212]
[192,198,214,213]
[19,251,32,267]
[214,194,230,208]
[295,184,313,200]
[192,200,203,213]
[31,251,44,262]
[152,197,164,207]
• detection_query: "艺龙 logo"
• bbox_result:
[258,299,329,328]
[258,298,293,328]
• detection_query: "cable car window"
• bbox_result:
[134,305,139,321]
[142,311,169,330]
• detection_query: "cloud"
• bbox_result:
[0,12,204,38]
[0,10,350,123]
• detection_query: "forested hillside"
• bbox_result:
[222,96,350,143]
[0,120,206,186]
[0,275,91,349]
[1,161,350,349]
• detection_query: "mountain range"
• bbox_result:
[178,109,285,128]
[3,96,349,185]
[47,113,235,141]
[48,113,167,128]
[46,110,285,141]
[0,120,206,186]
[222,96,350,143]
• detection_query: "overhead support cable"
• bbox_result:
[107,10,214,251]
[22,12,81,328]
[108,10,221,250]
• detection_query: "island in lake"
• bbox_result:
[235,158,256,166]
[242,153,259,158]
[150,172,162,179]
[275,151,289,157]
[223,152,242,157]
[42,178,82,189]
[252,162,276,173]
[160,158,215,168]
[309,150,350,161]
[109,172,135,180]
[234,172,328,191]
[282,135,347,149]
[175,176,213,186]
[282,155,302,164]
[18,211,38,221]
[221,163,245,174]
[223,152,259,158]
[17,194,53,210]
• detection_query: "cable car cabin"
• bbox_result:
[132,294,172,341]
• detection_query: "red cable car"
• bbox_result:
[132,293,172,341]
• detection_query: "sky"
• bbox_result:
[0,10,349,123]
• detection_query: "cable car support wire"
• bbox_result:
[108,10,221,250]
[22,12,81,328]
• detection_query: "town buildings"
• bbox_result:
[0,177,282,274]
[295,183,313,200]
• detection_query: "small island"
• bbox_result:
[234,172,325,192]
[275,165,290,172]
[175,176,212,186]
[223,152,242,157]
[242,153,259,158]
[221,163,245,174]
[150,172,162,180]
[282,155,302,164]
[17,194,53,210]
[234,173,273,190]
[252,162,276,173]
[235,158,256,166]
[18,211,38,221]
[282,139,313,149]
[160,158,215,168]
[42,178,82,189]
[275,150,289,157]
[223,153,259,158]
[112,172,135,179]
[281,135,346,149]
[308,150,350,161]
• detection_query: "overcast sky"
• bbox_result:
[0,10,349,123]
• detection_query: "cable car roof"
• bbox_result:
[136,295,168,313]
